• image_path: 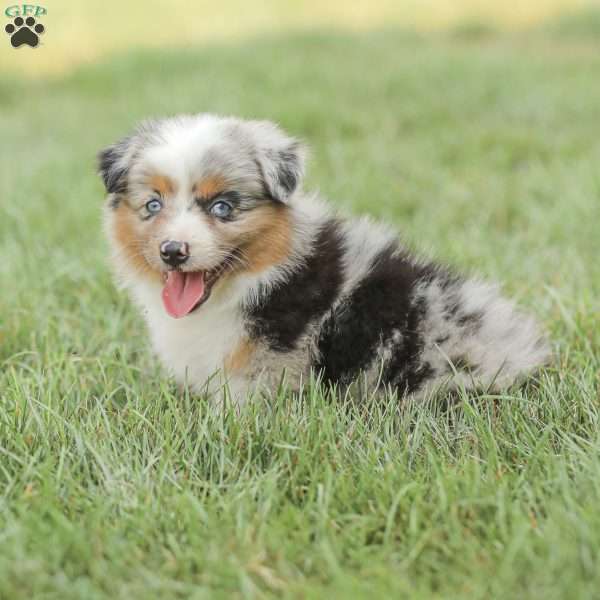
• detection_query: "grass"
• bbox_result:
[1,23,600,599]
[4,0,592,76]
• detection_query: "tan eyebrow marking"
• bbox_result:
[148,175,175,196]
[193,175,226,199]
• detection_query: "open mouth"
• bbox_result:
[161,260,231,319]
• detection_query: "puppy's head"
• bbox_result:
[99,115,305,318]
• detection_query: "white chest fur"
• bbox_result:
[130,280,245,393]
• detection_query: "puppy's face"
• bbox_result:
[99,115,304,318]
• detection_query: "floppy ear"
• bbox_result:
[249,121,306,202]
[97,136,132,195]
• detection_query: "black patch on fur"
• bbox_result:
[98,141,130,197]
[456,310,484,328]
[315,245,449,395]
[245,220,344,351]
[259,143,303,202]
[275,148,301,194]
[109,195,122,209]
[444,299,460,319]
[442,284,484,330]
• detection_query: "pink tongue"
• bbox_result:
[161,271,206,318]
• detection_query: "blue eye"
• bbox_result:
[145,198,162,214]
[210,200,232,219]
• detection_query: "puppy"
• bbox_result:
[99,114,549,403]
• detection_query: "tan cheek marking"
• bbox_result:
[224,338,255,374]
[194,175,226,199]
[112,203,160,281]
[149,175,175,196]
[242,206,292,273]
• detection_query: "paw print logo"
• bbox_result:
[5,16,45,48]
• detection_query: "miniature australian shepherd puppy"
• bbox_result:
[99,114,549,404]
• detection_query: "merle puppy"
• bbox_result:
[99,114,549,403]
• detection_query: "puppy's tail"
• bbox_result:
[416,277,551,395]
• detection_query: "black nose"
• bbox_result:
[160,240,189,267]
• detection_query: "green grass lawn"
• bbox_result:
[1,25,600,599]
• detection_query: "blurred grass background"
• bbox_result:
[1,0,598,76]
